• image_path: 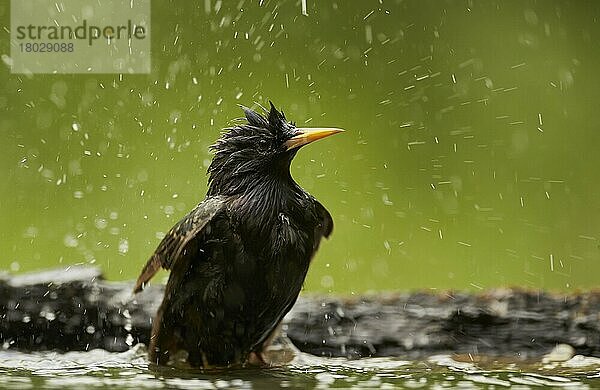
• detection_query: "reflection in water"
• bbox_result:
[0,345,598,389]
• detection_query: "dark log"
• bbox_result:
[1,267,599,359]
[286,291,600,359]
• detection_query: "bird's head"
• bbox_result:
[207,102,343,195]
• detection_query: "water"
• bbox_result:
[2,0,599,386]
[1,346,599,389]
[2,1,600,292]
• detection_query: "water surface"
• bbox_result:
[1,346,599,389]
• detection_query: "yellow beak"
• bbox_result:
[284,128,344,150]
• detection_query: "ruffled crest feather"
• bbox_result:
[207,102,295,196]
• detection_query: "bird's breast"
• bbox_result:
[227,202,316,289]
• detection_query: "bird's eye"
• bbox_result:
[258,139,269,150]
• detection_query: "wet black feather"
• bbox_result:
[135,102,334,367]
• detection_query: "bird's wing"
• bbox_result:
[133,196,227,293]
[315,200,334,239]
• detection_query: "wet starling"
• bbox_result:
[133,102,342,367]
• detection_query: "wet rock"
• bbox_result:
[1,267,599,359]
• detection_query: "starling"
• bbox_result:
[133,102,342,367]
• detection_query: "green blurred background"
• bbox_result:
[1,0,599,292]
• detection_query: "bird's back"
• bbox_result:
[147,186,332,366]
[135,103,338,367]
